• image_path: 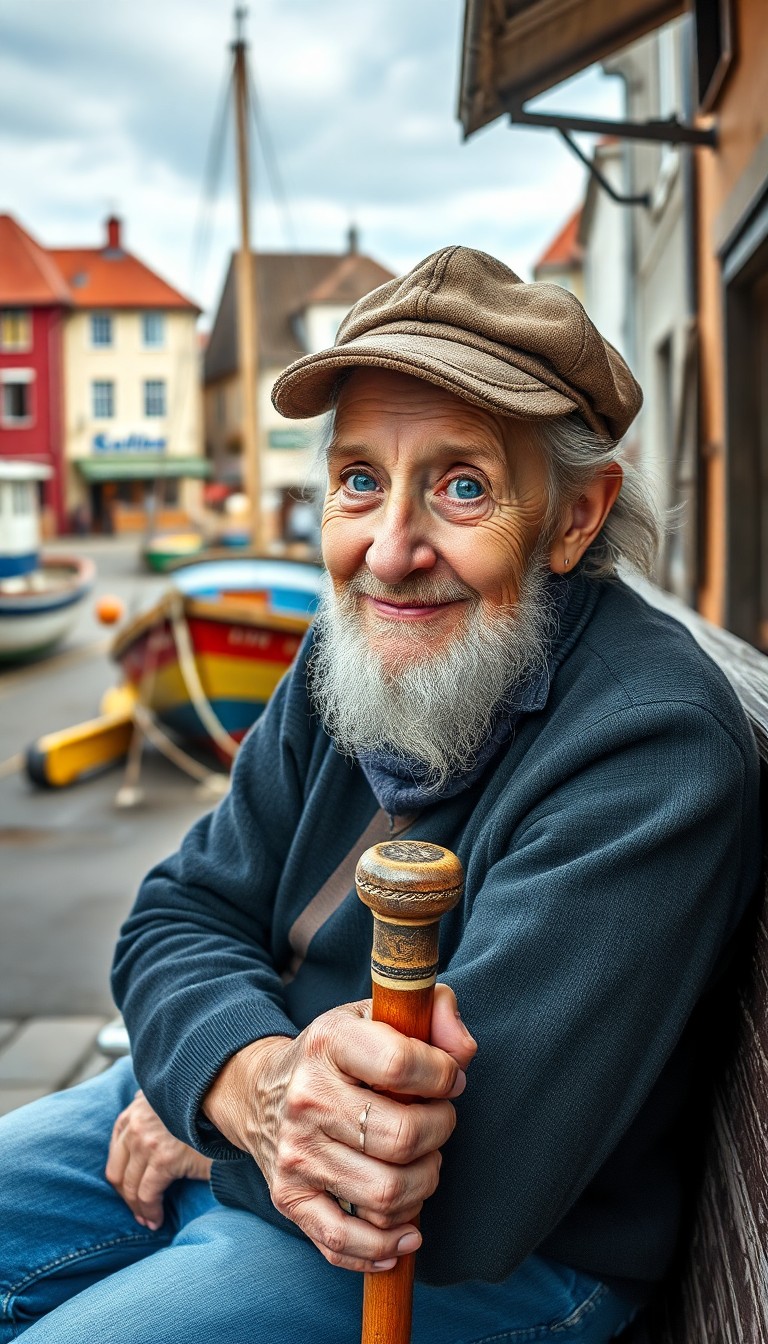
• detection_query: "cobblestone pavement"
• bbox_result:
[0,1016,113,1117]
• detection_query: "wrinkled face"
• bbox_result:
[320,368,551,669]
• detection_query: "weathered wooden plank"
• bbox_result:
[623,578,768,1342]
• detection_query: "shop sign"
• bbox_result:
[268,427,312,450]
[92,432,167,453]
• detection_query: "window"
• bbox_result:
[1,370,34,425]
[1,311,31,352]
[92,380,115,418]
[11,481,32,515]
[91,314,113,347]
[142,312,164,347]
[144,379,166,417]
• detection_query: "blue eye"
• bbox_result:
[345,472,378,493]
[446,477,484,501]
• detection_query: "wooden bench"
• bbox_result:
[623,581,768,1343]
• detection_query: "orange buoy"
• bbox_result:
[95,594,125,626]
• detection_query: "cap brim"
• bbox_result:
[272,330,578,422]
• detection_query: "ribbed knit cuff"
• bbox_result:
[161,995,299,1159]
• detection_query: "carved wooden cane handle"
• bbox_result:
[356,840,464,1344]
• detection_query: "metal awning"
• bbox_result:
[76,455,212,482]
[459,0,688,137]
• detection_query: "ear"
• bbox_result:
[548,463,623,574]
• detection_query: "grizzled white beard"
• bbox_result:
[307,550,557,791]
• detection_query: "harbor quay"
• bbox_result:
[0,537,217,1116]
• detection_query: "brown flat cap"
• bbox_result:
[272,245,642,441]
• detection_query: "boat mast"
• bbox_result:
[232,7,266,552]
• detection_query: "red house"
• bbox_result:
[0,216,71,533]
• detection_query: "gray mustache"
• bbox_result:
[346,573,475,605]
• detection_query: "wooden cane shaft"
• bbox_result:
[356,841,464,1344]
[361,977,435,1344]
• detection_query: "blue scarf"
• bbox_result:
[356,573,592,816]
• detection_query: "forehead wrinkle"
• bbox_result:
[325,434,509,472]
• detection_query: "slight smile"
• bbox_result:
[367,596,468,621]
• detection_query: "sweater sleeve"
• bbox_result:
[111,659,309,1157]
[417,699,761,1285]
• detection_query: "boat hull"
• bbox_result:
[0,556,94,663]
[111,556,321,761]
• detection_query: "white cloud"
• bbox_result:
[0,0,622,322]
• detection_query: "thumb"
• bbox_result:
[430,983,477,1071]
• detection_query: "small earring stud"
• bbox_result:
[564,557,570,568]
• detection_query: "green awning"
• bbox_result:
[76,455,212,482]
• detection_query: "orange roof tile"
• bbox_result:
[50,245,199,312]
[0,215,72,306]
[533,207,584,273]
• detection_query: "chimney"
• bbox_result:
[106,216,122,251]
[347,223,359,255]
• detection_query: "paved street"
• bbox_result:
[0,538,220,1114]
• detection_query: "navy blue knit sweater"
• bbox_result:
[112,575,761,1292]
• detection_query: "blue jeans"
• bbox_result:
[0,1060,641,1343]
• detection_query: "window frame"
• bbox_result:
[92,379,116,419]
[90,313,114,349]
[0,310,32,353]
[0,369,35,427]
[143,378,167,418]
[141,312,165,349]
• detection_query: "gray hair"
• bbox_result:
[531,414,662,580]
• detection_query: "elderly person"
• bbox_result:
[0,247,761,1343]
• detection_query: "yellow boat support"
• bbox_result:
[26,685,137,789]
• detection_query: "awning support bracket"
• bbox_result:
[557,128,651,209]
[507,105,717,148]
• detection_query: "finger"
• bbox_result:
[319,1013,463,1099]
[135,1166,169,1229]
[288,1138,442,1229]
[105,1126,130,1192]
[119,1149,158,1224]
[321,1091,456,1164]
[430,984,478,1071]
[331,1148,442,1226]
[278,1189,422,1273]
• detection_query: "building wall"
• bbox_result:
[582,145,630,363]
[62,308,202,520]
[600,22,690,594]
[0,306,67,533]
[695,0,768,625]
[535,266,585,303]
[204,372,241,481]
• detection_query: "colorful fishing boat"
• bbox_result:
[110,554,322,762]
[0,462,94,664]
[141,530,206,572]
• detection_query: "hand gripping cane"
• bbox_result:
[355,840,464,1344]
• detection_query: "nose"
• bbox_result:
[365,494,437,585]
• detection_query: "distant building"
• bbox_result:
[532,207,584,301]
[52,217,203,535]
[203,235,394,545]
[0,216,70,534]
[0,213,204,535]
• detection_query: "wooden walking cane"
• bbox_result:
[355,840,464,1344]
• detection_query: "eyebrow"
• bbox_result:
[325,438,509,471]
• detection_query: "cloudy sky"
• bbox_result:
[1,0,622,324]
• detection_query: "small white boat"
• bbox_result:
[0,462,94,664]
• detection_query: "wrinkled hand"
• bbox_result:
[106,1089,212,1230]
[203,983,477,1273]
